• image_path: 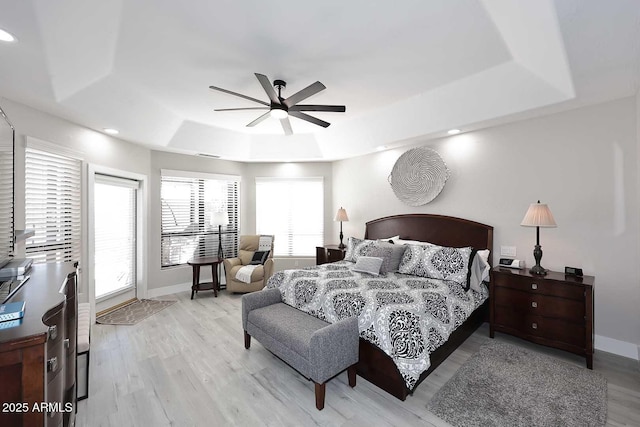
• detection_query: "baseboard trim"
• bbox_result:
[595,334,639,361]
[147,282,191,298]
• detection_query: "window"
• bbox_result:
[255,177,323,257]
[25,148,82,264]
[160,170,240,268]
[0,107,13,265]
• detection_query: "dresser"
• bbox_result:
[315,245,346,265]
[490,267,594,369]
[0,262,77,427]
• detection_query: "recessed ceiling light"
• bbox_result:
[0,28,16,42]
[103,128,119,135]
[447,129,461,135]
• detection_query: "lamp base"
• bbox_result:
[529,264,547,275]
[529,244,546,275]
[338,242,346,249]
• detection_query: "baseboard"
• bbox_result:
[595,334,639,361]
[146,282,191,298]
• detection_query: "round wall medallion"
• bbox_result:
[388,147,449,206]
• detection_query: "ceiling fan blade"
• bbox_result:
[209,85,269,106]
[215,107,269,112]
[289,105,346,112]
[289,111,330,128]
[255,73,280,104]
[283,81,326,108]
[280,117,293,135]
[246,112,271,127]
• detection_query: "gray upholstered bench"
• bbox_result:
[242,288,359,410]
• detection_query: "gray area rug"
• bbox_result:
[427,341,607,427]
[96,299,176,325]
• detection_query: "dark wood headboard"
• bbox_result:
[364,214,493,260]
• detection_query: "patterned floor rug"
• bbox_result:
[427,341,607,427]
[96,299,176,325]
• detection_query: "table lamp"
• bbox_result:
[334,207,349,249]
[521,200,557,275]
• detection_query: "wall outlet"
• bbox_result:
[500,245,517,257]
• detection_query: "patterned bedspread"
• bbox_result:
[266,261,488,390]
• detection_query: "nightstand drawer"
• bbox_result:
[494,272,584,301]
[494,311,586,348]
[493,287,585,321]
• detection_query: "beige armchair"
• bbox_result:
[223,235,275,293]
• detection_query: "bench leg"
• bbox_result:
[348,364,356,388]
[314,382,325,410]
[244,331,251,349]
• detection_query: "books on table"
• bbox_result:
[0,258,33,279]
[0,301,26,322]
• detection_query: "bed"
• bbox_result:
[267,214,493,400]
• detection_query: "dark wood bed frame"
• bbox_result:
[359,213,493,400]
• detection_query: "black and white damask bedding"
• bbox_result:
[266,260,488,390]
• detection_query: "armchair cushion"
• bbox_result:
[250,250,270,265]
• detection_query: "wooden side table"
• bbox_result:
[490,267,594,368]
[316,245,346,265]
[187,256,222,299]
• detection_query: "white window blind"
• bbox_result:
[0,111,13,263]
[161,170,240,268]
[94,174,138,299]
[255,177,324,257]
[25,148,82,264]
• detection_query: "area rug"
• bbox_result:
[96,299,176,325]
[427,341,607,427]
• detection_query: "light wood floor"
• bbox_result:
[77,290,640,427]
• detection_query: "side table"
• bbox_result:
[187,256,222,299]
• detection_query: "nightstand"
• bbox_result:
[490,267,594,369]
[316,245,346,265]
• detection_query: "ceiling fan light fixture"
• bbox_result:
[0,28,16,42]
[270,108,288,120]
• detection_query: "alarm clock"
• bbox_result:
[564,266,583,277]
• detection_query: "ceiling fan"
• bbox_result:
[209,73,346,135]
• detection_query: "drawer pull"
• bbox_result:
[64,338,70,349]
[47,356,58,372]
[531,301,538,308]
[531,283,538,290]
[48,325,58,340]
[531,322,538,330]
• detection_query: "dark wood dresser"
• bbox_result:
[0,262,77,427]
[315,245,346,265]
[490,267,594,368]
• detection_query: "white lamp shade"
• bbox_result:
[521,202,557,227]
[334,207,349,222]
[211,211,229,226]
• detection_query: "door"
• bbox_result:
[93,174,139,313]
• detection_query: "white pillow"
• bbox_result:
[353,256,384,276]
[469,249,491,293]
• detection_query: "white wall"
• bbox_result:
[333,97,640,357]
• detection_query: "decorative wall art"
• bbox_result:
[388,147,449,206]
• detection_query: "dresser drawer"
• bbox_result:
[43,304,66,350]
[327,248,345,263]
[46,340,65,384]
[494,272,584,300]
[493,287,585,322]
[494,310,586,348]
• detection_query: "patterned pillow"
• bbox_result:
[366,242,407,273]
[399,244,476,289]
[344,237,375,262]
[353,256,383,276]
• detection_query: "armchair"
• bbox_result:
[223,235,275,293]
